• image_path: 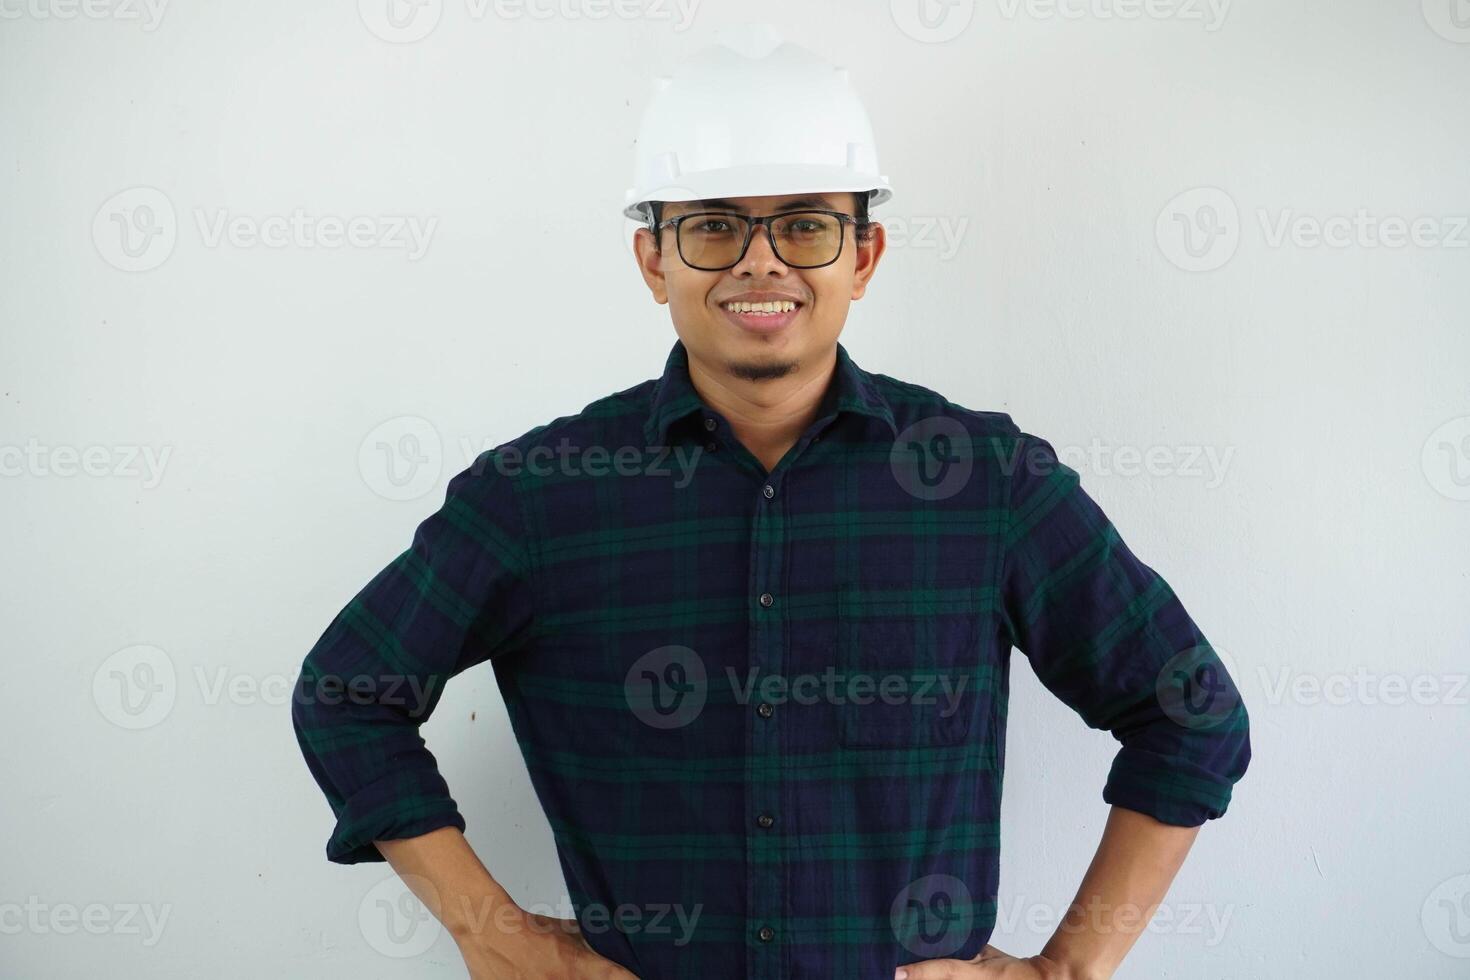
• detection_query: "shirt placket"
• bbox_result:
[705,410,835,980]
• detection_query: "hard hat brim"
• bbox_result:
[624,165,892,222]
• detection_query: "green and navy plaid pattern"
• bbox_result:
[292,338,1251,979]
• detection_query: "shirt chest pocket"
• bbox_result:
[831,583,978,750]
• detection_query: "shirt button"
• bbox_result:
[757,925,774,942]
[758,592,774,607]
[705,441,718,452]
[703,417,717,431]
[762,484,774,498]
[757,702,774,718]
[757,813,774,828]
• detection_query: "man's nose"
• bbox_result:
[733,222,787,274]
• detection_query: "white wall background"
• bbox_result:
[3,1,1467,977]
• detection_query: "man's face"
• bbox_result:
[633,191,885,382]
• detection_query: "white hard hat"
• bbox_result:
[623,24,892,223]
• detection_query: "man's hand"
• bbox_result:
[456,908,639,979]
[896,943,1081,980]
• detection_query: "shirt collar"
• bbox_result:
[642,337,898,445]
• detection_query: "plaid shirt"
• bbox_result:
[292,338,1251,979]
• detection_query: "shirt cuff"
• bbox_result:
[324,768,467,865]
[1101,744,1238,827]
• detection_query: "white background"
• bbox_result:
[2,1,1468,977]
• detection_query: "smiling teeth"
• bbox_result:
[725,300,797,314]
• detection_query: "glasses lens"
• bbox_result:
[771,212,844,267]
[676,211,847,269]
[677,213,749,270]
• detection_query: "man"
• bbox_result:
[292,28,1250,980]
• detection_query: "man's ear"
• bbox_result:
[633,226,669,305]
[850,221,886,302]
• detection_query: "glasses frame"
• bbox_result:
[651,208,858,271]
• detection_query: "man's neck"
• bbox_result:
[685,346,838,474]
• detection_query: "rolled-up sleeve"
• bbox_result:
[998,429,1250,826]
[291,449,534,864]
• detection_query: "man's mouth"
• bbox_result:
[721,299,801,316]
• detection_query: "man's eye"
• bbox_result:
[697,219,733,233]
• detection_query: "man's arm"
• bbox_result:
[990,428,1248,976]
[291,452,637,977]
[375,826,630,977]
[1039,805,1201,980]
[290,448,534,865]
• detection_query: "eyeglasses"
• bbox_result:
[652,209,857,271]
